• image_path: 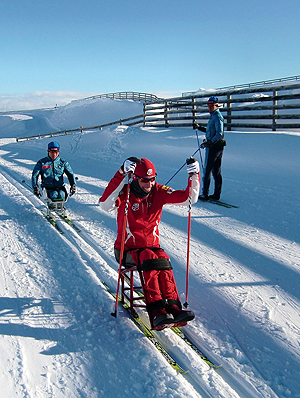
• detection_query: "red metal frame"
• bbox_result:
[120,266,146,316]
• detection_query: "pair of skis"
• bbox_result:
[21,179,81,234]
[43,211,81,234]
[205,198,239,209]
[103,281,220,373]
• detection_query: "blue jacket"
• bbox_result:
[32,155,76,190]
[206,109,224,144]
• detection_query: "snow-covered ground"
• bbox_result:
[0,98,299,398]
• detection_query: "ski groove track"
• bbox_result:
[0,168,278,398]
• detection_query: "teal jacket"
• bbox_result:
[32,155,76,190]
[206,109,224,144]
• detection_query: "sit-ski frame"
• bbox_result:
[120,266,146,316]
[45,198,66,216]
[43,188,68,216]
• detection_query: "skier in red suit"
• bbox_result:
[99,157,200,329]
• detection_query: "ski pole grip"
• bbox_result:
[186,157,195,165]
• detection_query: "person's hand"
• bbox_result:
[193,123,206,132]
[70,184,76,196]
[200,139,212,148]
[123,157,139,174]
[33,185,41,197]
[186,157,200,174]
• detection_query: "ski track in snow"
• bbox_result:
[0,116,299,397]
[0,163,219,397]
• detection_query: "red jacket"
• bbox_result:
[100,169,200,251]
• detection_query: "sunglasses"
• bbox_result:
[137,176,156,183]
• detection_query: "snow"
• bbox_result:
[2,114,33,121]
[0,97,300,398]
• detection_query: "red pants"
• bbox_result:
[130,248,180,306]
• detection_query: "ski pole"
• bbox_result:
[165,148,199,185]
[22,179,45,199]
[184,161,193,308]
[195,130,204,173]
[111,173,131,318]
[21,179,32,190]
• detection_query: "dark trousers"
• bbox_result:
[202,146,224,197]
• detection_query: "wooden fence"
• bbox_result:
[73,91,162,104]
[144,82,300,131]
[16,113,144,142]
[15,82,300,142]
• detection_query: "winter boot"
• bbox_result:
[198,194,209,201]
[167,304,195,324]
[151,308,174,329]
[208,194,220,200]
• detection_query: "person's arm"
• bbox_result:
[162,159,200,206]
[211,112,224,144]
[31,160,42,188]
[162,173,200,206]
[99,158,138,211]
[64,161,76,186]
[99,169,126,212]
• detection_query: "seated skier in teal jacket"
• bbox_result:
[32,141,76,201]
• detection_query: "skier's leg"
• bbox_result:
[212,148,224,199]
[47,189,57,201]
[139,249,194,326]
[137,249,174,328]
[201,148,214,197]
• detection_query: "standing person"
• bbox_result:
[32,141,76,203]
[193,96,226,201]
[99,157,200,329]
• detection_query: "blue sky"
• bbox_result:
[1,0,299,108]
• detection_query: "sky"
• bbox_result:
[1,0,300,109]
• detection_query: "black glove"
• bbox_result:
[193,123,206,133]
[33,185,41,197]
[200,139,212,149]
[127,156,140,163]
[70,184,76,196]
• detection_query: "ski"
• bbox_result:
[102,281,186,374]
[58,213,82,233]
[206,199,239,208]
[208,199,238,208]
[118,273,220,368]
[42,212,64,234]
[171,326,221,368]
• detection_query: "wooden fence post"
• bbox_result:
[192,97,196,126]
[226,94,232,131]
[164,101,169,126]
[272,90,277,131]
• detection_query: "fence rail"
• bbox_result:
[144,82,300,131]
[16,114,144,142]
[183,74,300,96]
[72,91,162,104]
